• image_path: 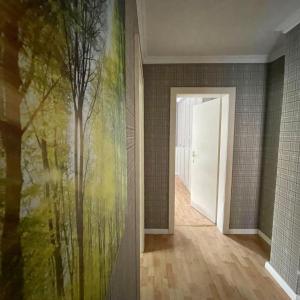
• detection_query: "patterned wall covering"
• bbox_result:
[259,57,285,239]
[143,64,267,229]
[0,1,129,299]
[270,24,300,294]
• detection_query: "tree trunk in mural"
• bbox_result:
[0,14,24,300]
[72,96,85,300]
[40,139,65,298]
[60,1,108,298]
[74,106,84,300]
[0,4,59,298]
[77,107,84,300]
[53,136,65,298]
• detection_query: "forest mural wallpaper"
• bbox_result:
[0,0,126,299]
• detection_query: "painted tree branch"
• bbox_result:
[21,78,60,134]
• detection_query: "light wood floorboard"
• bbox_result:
[175,176,213,227]
[141,178,288,300]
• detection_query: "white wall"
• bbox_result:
[175,97,202,190]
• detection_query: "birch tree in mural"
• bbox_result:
[0,0,127,299]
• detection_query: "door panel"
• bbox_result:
[191,99,221,223]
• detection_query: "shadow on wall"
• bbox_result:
[258,56,285,240]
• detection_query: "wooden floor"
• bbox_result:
[141,178,288,300]
[175,176,213,227]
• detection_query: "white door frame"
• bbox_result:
[169,87,236,234]
[135,34,144,252]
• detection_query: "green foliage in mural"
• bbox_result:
[0,0,126,299]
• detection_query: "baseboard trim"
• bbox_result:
[144,229,169,234]
[227,229,272,243]
[258,230,271,245]
[228,229,258,234]
[265,262,299,300]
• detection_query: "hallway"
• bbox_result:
[140,179,288,300]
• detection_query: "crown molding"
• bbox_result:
[137,1,293,64]
[276,8,300,34]
[268,38,286,63]
[143,55,269,64]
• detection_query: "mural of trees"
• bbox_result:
[0,0,126,299]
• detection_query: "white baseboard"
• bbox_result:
[258,230,271,245]
[265,262,299,300]
[228,229,271,244]
[228,229,258,234]
[144,228,169,234]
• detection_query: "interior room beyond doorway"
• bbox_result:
[175,95,223,229]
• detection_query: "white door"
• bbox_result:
[191,99,221,223]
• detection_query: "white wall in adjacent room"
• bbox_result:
[175,97,202,190]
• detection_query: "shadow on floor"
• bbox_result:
[143,234,175,253]
[225,234,271,260]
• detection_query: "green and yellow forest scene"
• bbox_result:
[0,0,126,299]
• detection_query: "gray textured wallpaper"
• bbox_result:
[270,24,300,294]
[143,63,267,229]
[259,57,285,239]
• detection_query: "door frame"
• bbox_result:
[135,34,144,253]
[169,87,236,234]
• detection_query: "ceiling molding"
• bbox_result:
[143,55,269,64]
[138,1,297,64]
[276,8,300,34]
[268,40,286,63]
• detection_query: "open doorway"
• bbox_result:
[169,88,236,234]
[175,96,219,227]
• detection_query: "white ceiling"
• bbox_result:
[138,0,300,63]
